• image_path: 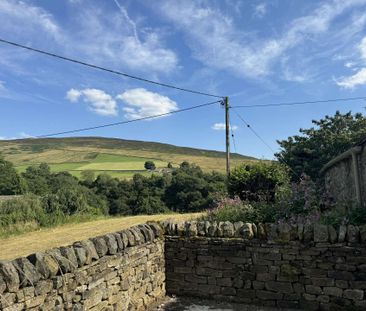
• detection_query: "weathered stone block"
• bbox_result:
[207,222,218,237]
[278,223,292,242]
[338,225,347,242]
[257,223,266,239]
[359,225,366,243]
[323,287,343,297]
[13,257,40,287]
[265,281,293,294]
[104,234,118,254]
[0,261,20,292]
[221,221,234,237]
[241,223,254,239]
[197,222,206,236]
[185,222,198,237]
[343,289,364,300]
[314,224,328,242]
[303,224,313,242]
[74,239,99,263]
[347,225,359,243]
[266,223,278,241]
[256,290,283,300]
[59,246,78,270]
[328,226,337,243]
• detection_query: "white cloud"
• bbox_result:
[0,0,61,41]
[66,88,82,102]
[117,88,178,120]
[0,81,6,91]
[336,35,366,88]
[0,0,177,75]
[253,3,267,18]
[212,123,238,131]
[336,67,366,88]
[66,88,118,116]
[359,37,366,59]
[0,132,34,140]
[158,0,366,79]
[72,2,178,74]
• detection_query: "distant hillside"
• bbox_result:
[0,137,259,178]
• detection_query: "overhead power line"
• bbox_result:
[35,100,221,138]
[0,38,223,99]
[229,122,237,154]
[233,110,300,178]
[231,96,366,109]
[233,110,275,154]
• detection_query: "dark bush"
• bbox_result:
[228,162,289,203]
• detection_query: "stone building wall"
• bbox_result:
[0,223,165,311]
[163,221,366,310]
[324,146,366,206]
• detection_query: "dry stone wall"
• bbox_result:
[2,220,366,310]
[163,221,366,310]
[324,145,366,206]
[0,223,165,311]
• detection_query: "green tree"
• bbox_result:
[228,162,289,203]
[0,154,26,195]
[165,163,226,212]
[144,161,156,170]
[81,170,95,183]
[22,163,52,195]
[277,111,366,180]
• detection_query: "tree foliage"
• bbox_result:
[276,111,366,180]
[144,161,156,170]
[0,154,26,195]
[165,163,226,212]
[228,162,289,203]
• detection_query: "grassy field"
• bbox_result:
[0,137,259,179]
[0,213,202,260]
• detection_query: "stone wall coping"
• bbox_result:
[159,220,366,245]
[0,222,163,294]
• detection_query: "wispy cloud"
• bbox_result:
[158,0,366,79]
[336,68,366,88]
[336,36,366,88]
[0,80,6,91]
[69,1,178,74]
[0,132,34,140]
[117,88,178,120]
[66,88,118,116]
[212,123,238,131]
[253,3,267,19]
[0,0,178,75]
[0,0,62,42]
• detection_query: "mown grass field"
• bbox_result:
[0,212,202,260]
[0,137,258,179]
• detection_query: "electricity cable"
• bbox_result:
[34,100,221,138]
[229,122,237,154]
[233,110,300,178]
[231,96,366,108]
[0,38,224,99]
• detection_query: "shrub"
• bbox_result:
[228,162,289,203]
[205,197,277,223]
[0,194,45,227]
[144,161,156,170]
[165,163,226,212]
[0,154,26,195]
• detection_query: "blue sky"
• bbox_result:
[1,0,366,159]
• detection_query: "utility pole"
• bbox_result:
[224,96,230,177]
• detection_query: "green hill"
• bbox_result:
[0,137,258,179]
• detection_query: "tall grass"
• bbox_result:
[0,194,104,237]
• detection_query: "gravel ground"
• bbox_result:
[152,296,299,311]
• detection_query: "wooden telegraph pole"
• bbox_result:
[224,96,230,177]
